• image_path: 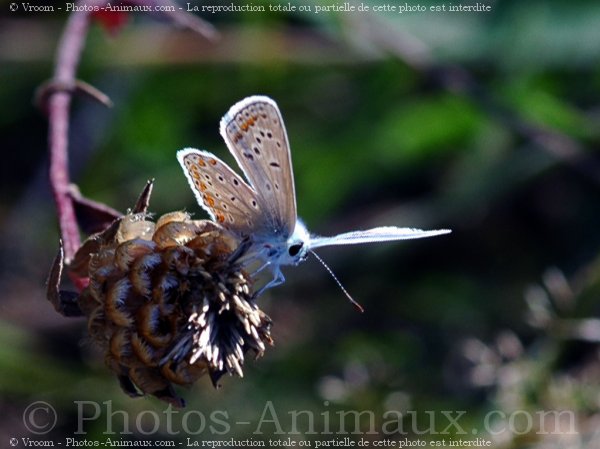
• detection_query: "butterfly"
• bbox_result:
[177,96,450,308]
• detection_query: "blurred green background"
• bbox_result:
[1,0,600,446]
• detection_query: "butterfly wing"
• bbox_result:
[309,227,451,249]
[177,148,266,236]
[220,96,297,239]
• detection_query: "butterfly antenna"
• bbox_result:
[309,250,364,313]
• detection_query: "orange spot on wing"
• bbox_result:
[203,194,215,207]
[197,159,206,167]
[200,183,207,191]
[216,212,226,223]
[209,159,217,166]
[240,116,256,132]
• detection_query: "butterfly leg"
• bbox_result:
[252,268,285,300]
[250,260,272,277]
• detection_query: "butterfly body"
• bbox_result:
[178,96,450,296]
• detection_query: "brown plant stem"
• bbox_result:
[47,5,99,279]
[45,1,216,290]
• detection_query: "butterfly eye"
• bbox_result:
[288,243,303,257]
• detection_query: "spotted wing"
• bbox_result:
[177,148,266,236]
[220,96,297,239]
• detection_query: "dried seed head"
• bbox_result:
[71,211,272,407]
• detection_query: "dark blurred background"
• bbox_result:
[1,0,600,446]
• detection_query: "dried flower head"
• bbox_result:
[50,206,272,407]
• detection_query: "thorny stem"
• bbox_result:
[47,4,100,273]
[45,0,216,287]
